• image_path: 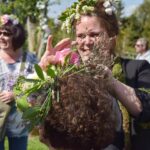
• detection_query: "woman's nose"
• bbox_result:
[84,36,93,45]
[0,33,5,38]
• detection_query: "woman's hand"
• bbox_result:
[90,64,142,117]
[39,35,71,70]
[0,91,15,104]
[87,64,113,80]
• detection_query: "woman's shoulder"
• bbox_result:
[120,57,150,70]
[121,57,149,64]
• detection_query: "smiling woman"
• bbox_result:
[0,30,13,53]
[0,14,38,150]
[39,0,125,150]
[38,0,150,150]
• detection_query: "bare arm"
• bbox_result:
[110,78,143,117]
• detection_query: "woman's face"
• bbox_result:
[0,29,13,51]
[75,15,111,62]
[135,40,147,54]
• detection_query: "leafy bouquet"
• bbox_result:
[14,48,81,130]
[13,32,121,132]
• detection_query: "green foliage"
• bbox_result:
[14,70,51,130]
[28,136,49,150]
[14,55,81,131]
[23,106,41,119]
[112,58,125,82]
[59,0,99,33]
[116,0,124,20]
[46,65,56,78]
[135,0,150,42]
[0,0,40,24]
[119,0,150,53]
[16,95,30,111]
[34,64,45,80]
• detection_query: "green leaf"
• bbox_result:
[62,64,76,76]
[16,96,29,111]
[23,106,41,119]
[27,117,41,132]
[40,88,52,118]
[34,64,45,80]
[23,84,42,96]
[46,66,56,78]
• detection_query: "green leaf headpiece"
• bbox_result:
[59,0,120,33]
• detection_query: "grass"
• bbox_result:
[4,136,49,150]
[28,136,49,150]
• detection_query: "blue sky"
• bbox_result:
[48,0,144,19]
[123,0,143,16]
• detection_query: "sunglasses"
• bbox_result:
[0,31,12,37]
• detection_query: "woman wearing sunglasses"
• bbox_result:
[0,14,38,150]
[38,0,150,149]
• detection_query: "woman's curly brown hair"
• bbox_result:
[95,0,119,37]
[41,74,117,150]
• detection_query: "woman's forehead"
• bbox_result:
[137,40,146,45]
[76,16,105,33]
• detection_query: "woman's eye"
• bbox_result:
[90,32,105,38]
[77,34,85,39]
[98,32,104,37]
[90,33,100,38]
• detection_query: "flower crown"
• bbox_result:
[59,0,120,33]
[0,14,19,26]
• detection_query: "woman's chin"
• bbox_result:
[0,46,8,50]
[80,53,91,62]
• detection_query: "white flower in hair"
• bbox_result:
[59,0,120,33]
[10,15,19,25]
[103,0,111,8]
[103,0,117,15]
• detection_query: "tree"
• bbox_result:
[116,0,124,21]
[117,0,150,56]
[134,0,150,42]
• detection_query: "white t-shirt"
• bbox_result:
[136,49,150,63]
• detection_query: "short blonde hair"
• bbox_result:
[137,37,149,50]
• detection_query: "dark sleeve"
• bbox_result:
[135,89,150,122]
[111,99,124,149]
[137,60,150,88]
[121,58,150,88]
[134,61,150,122]
[120,58,138,88]
[121,58,150,121]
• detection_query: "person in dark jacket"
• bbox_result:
[121,58,150,150]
